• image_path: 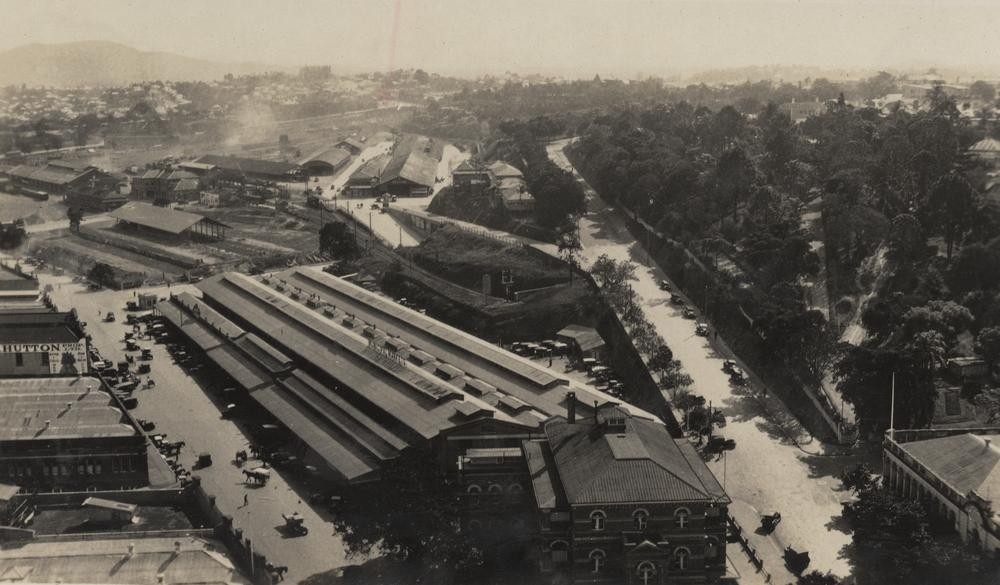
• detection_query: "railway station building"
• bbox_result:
[155,268,730,583]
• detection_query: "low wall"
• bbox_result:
[78,226,203,270]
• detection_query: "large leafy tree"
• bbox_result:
[319,221,360,258]
[833,345,937,431]
[929,172,977,259]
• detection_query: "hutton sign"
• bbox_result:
[1,340,88,374]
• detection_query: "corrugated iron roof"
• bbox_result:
[544,412,728,505]
[110,202,226,235]
[899,433,1000,500]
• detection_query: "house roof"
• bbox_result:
[488,160,523,178]
[336,137,365,152]
[110,202,226,235]
[898,433,1000,503]
[971,138,1000,154]
[543,410,728,505]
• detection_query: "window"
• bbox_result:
[508,483,524,494]
[636,561,657,585]
[633,508,649,530]
[674,507,691,528]
[673,547,690,570]
[590,510,606,531]
[589,549,606,573]
[14,353,23,367]
[488,483,503,494]
[705,536,719,559]
[466,484,481,507]
[468,519,483,531]
[550,540,569,564]
[40,353,50,368]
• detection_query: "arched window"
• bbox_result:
[590,510,606,531]
[466,483,481,507]
[636,561,657,585]
[674,507,691,528]
[633,508,649,530]
[550,539,569,564]
[705,536,719,559]
[508,482,524,494]
[589,549,606,573]
[468,519,482,531]
[488,483,504,494]
[673,547,691,570]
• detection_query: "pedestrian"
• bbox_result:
[243,493,249,507]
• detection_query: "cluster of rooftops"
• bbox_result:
[155,267,727,504]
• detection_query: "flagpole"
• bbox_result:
[890,372,896,440]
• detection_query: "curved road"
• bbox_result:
[547,139,866,581]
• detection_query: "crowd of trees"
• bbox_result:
[545,80,998,432]
[831,464,999,585]
[492,119,586,229]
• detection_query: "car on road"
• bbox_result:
[658,279,671,292]
[670,295,685,305]
[722,359,737,373]
[695,322,709,336]
[729,367,749,385]
[682,307,696,319]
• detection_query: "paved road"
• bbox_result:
[546,139,867,580]
[39,275,358,584]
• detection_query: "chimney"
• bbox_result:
[567,392,576,424]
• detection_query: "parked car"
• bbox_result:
[659,279,671,292]
[695,322,709,336]
[671,295,685,305]
[682,307,696,319]
[730,367,749,385]
[722,359,737,373]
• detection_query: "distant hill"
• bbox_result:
[0,41,283,87]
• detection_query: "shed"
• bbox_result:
[109,202,229,241]
[556,324,607,361]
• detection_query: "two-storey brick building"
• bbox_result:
[523,399,729,584]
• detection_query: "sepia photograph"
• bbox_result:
[0,1,998,584]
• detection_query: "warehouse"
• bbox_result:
[375,139,438,197]
[0,377,147,490]
[301,147,353,176]
[110,201,229,242]
[193,154,302,182]
[4,160,117,201]
[0,309,88,376]
[156,269,729,583]
[343,154,388,198]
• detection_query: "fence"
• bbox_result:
[728,513,773,583]
[627,208,845,443]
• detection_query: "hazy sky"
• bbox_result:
[0,0,997,78]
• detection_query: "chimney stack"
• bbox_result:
[567,392,576,424]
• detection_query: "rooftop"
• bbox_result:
[0,535,248,585]
[194,154,299,178]
[897,432,1000,506]
[110,202,227,235]
[543,408,729,505]
[0,377,137,441]
[0,309,82,344]
[379,138,438,188]
[557,324,606,353]
[302,147,352,169]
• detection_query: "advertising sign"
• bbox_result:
[1,339,89,374]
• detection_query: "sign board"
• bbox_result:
[1,340,89,374]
